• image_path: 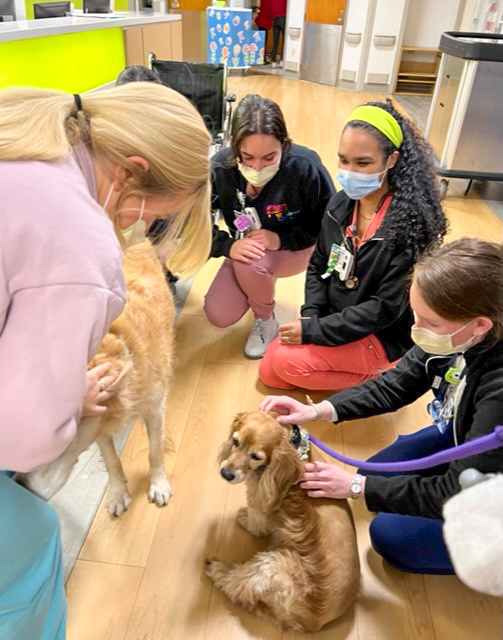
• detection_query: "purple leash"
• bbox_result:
[308,425,503,472]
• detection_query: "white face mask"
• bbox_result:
[237,156,281,188]
[119,198,147,247]
[102,182,147,247]
[411,320,476,356]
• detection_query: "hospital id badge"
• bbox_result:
[334,245,354,281]
[244,206,261,230]
[234,213,252,233]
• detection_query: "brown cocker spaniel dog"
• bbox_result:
[205,411,360,633]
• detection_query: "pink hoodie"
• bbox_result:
[0,145,126,472]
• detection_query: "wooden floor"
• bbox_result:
[66,75,503,640]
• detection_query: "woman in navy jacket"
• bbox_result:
[261,238,503,574]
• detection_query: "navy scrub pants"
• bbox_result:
[359,425,456,575]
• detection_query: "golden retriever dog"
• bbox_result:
[17,245,175,516]
[205,411,360,633]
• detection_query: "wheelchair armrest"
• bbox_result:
[226,93,237,103]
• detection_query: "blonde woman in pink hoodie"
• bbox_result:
[0,83,211,640]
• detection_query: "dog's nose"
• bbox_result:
[220,467,236,482]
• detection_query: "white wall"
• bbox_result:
[403,0,463,47]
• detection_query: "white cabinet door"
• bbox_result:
[365,0,409,88]
[284,0,307,72]
[339,0,374,86]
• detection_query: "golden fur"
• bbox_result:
[19,243,175,516]
[205,412,360,633]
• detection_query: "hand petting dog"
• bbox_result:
[81,362,118,417]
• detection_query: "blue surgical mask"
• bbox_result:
[337,167,387,200]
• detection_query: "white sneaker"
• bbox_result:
[244,315,279,359]
[272,61,283,68]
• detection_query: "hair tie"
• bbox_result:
[73,93,83,112]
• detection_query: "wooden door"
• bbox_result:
[175,0,210,9]
[305,0,346,24]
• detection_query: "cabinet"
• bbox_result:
[338,0,409,92]
[393,46,441,95]
[124,20,182,66]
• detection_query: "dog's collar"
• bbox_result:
[290,424,310,461]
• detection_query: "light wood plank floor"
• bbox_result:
[66,75,503,640]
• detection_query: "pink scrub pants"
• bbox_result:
[204,246,314,327]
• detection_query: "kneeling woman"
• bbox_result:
[260,101,447,391]
[204,94,335,359]
[261,238,503,574]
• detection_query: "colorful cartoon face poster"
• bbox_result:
[207,7,265,68]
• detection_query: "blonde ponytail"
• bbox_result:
[0,83,212,277]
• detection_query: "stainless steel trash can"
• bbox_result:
[425,32,503,197]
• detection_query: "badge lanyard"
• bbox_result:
[322,192,391,289]
[321,219,358,288]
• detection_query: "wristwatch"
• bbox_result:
[349,473,363,500]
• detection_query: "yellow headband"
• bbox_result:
[346,105,403,149]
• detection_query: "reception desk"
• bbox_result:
[0,12,182,92]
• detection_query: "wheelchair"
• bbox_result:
[148,53,236,152]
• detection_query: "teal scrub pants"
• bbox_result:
[0,472,67,640]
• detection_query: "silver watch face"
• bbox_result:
[350,478,362,498]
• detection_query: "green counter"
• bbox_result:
[0,28,124,92]
[0,12,181,92]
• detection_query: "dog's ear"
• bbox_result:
[256,439,303,512]
[229,412,246,436]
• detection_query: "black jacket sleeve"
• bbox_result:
[210,171,235,258]
[211,224,234,258]
[327,346,432,421]
[301,246,413,346]
[365,364,503,519]
[276,161,335,251]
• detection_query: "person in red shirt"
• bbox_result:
[256,0,287,66]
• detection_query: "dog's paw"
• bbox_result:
[236,507,249,530]
[148,478,172,506]
[107,489,132,517]
[204,557,227,581]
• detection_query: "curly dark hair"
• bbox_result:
[344,100,447,258]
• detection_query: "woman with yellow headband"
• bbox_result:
[260,101,447,391]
